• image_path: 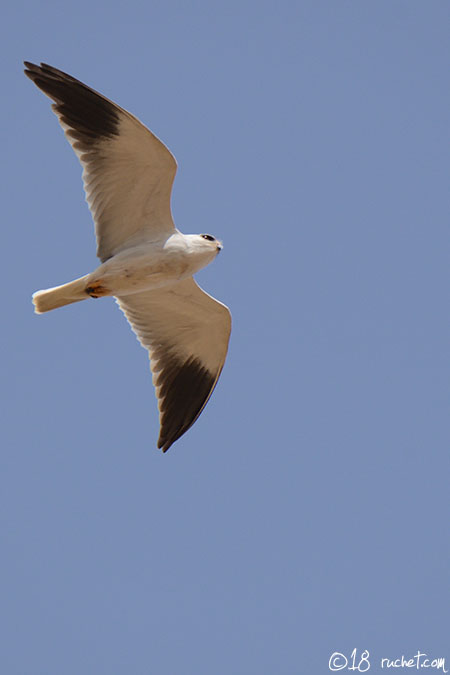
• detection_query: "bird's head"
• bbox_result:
[198,233,223,254]
[181,233,223,272]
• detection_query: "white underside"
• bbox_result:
[86,233,218,296]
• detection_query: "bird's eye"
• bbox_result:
[201,234,215,242]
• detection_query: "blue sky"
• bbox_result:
[1,1,449,673]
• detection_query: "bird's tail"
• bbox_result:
[32,275,89,314]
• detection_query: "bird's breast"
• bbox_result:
[86,243,209,296]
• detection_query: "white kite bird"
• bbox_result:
[25,62,231,453]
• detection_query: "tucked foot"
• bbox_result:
[85,281,110,298]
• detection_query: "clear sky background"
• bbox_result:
[1,1,448,673]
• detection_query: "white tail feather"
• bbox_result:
[33,275,89,314]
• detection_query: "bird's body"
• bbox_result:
[34,233,221,310]
[25,62,231,452]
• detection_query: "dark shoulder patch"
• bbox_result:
[156,356,216,452]
[24,62,120,143]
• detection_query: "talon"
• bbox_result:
[86,286,99,298]
[85,282,110,298]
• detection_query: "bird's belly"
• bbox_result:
[85,253,192,297]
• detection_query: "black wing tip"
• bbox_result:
[24,61,75,79]
[23,60,98,93]
[159,440,172,453]
[23,60,120,142]
[157,436,179,453]
[24,61,55,81]
[23,61,40,81]
[155,357,218,454]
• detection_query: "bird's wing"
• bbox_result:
[24,62,177,262]
[116,278,231,452]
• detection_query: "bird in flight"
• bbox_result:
[24,62,231,453]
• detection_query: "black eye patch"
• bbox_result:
[201,234,215,242]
